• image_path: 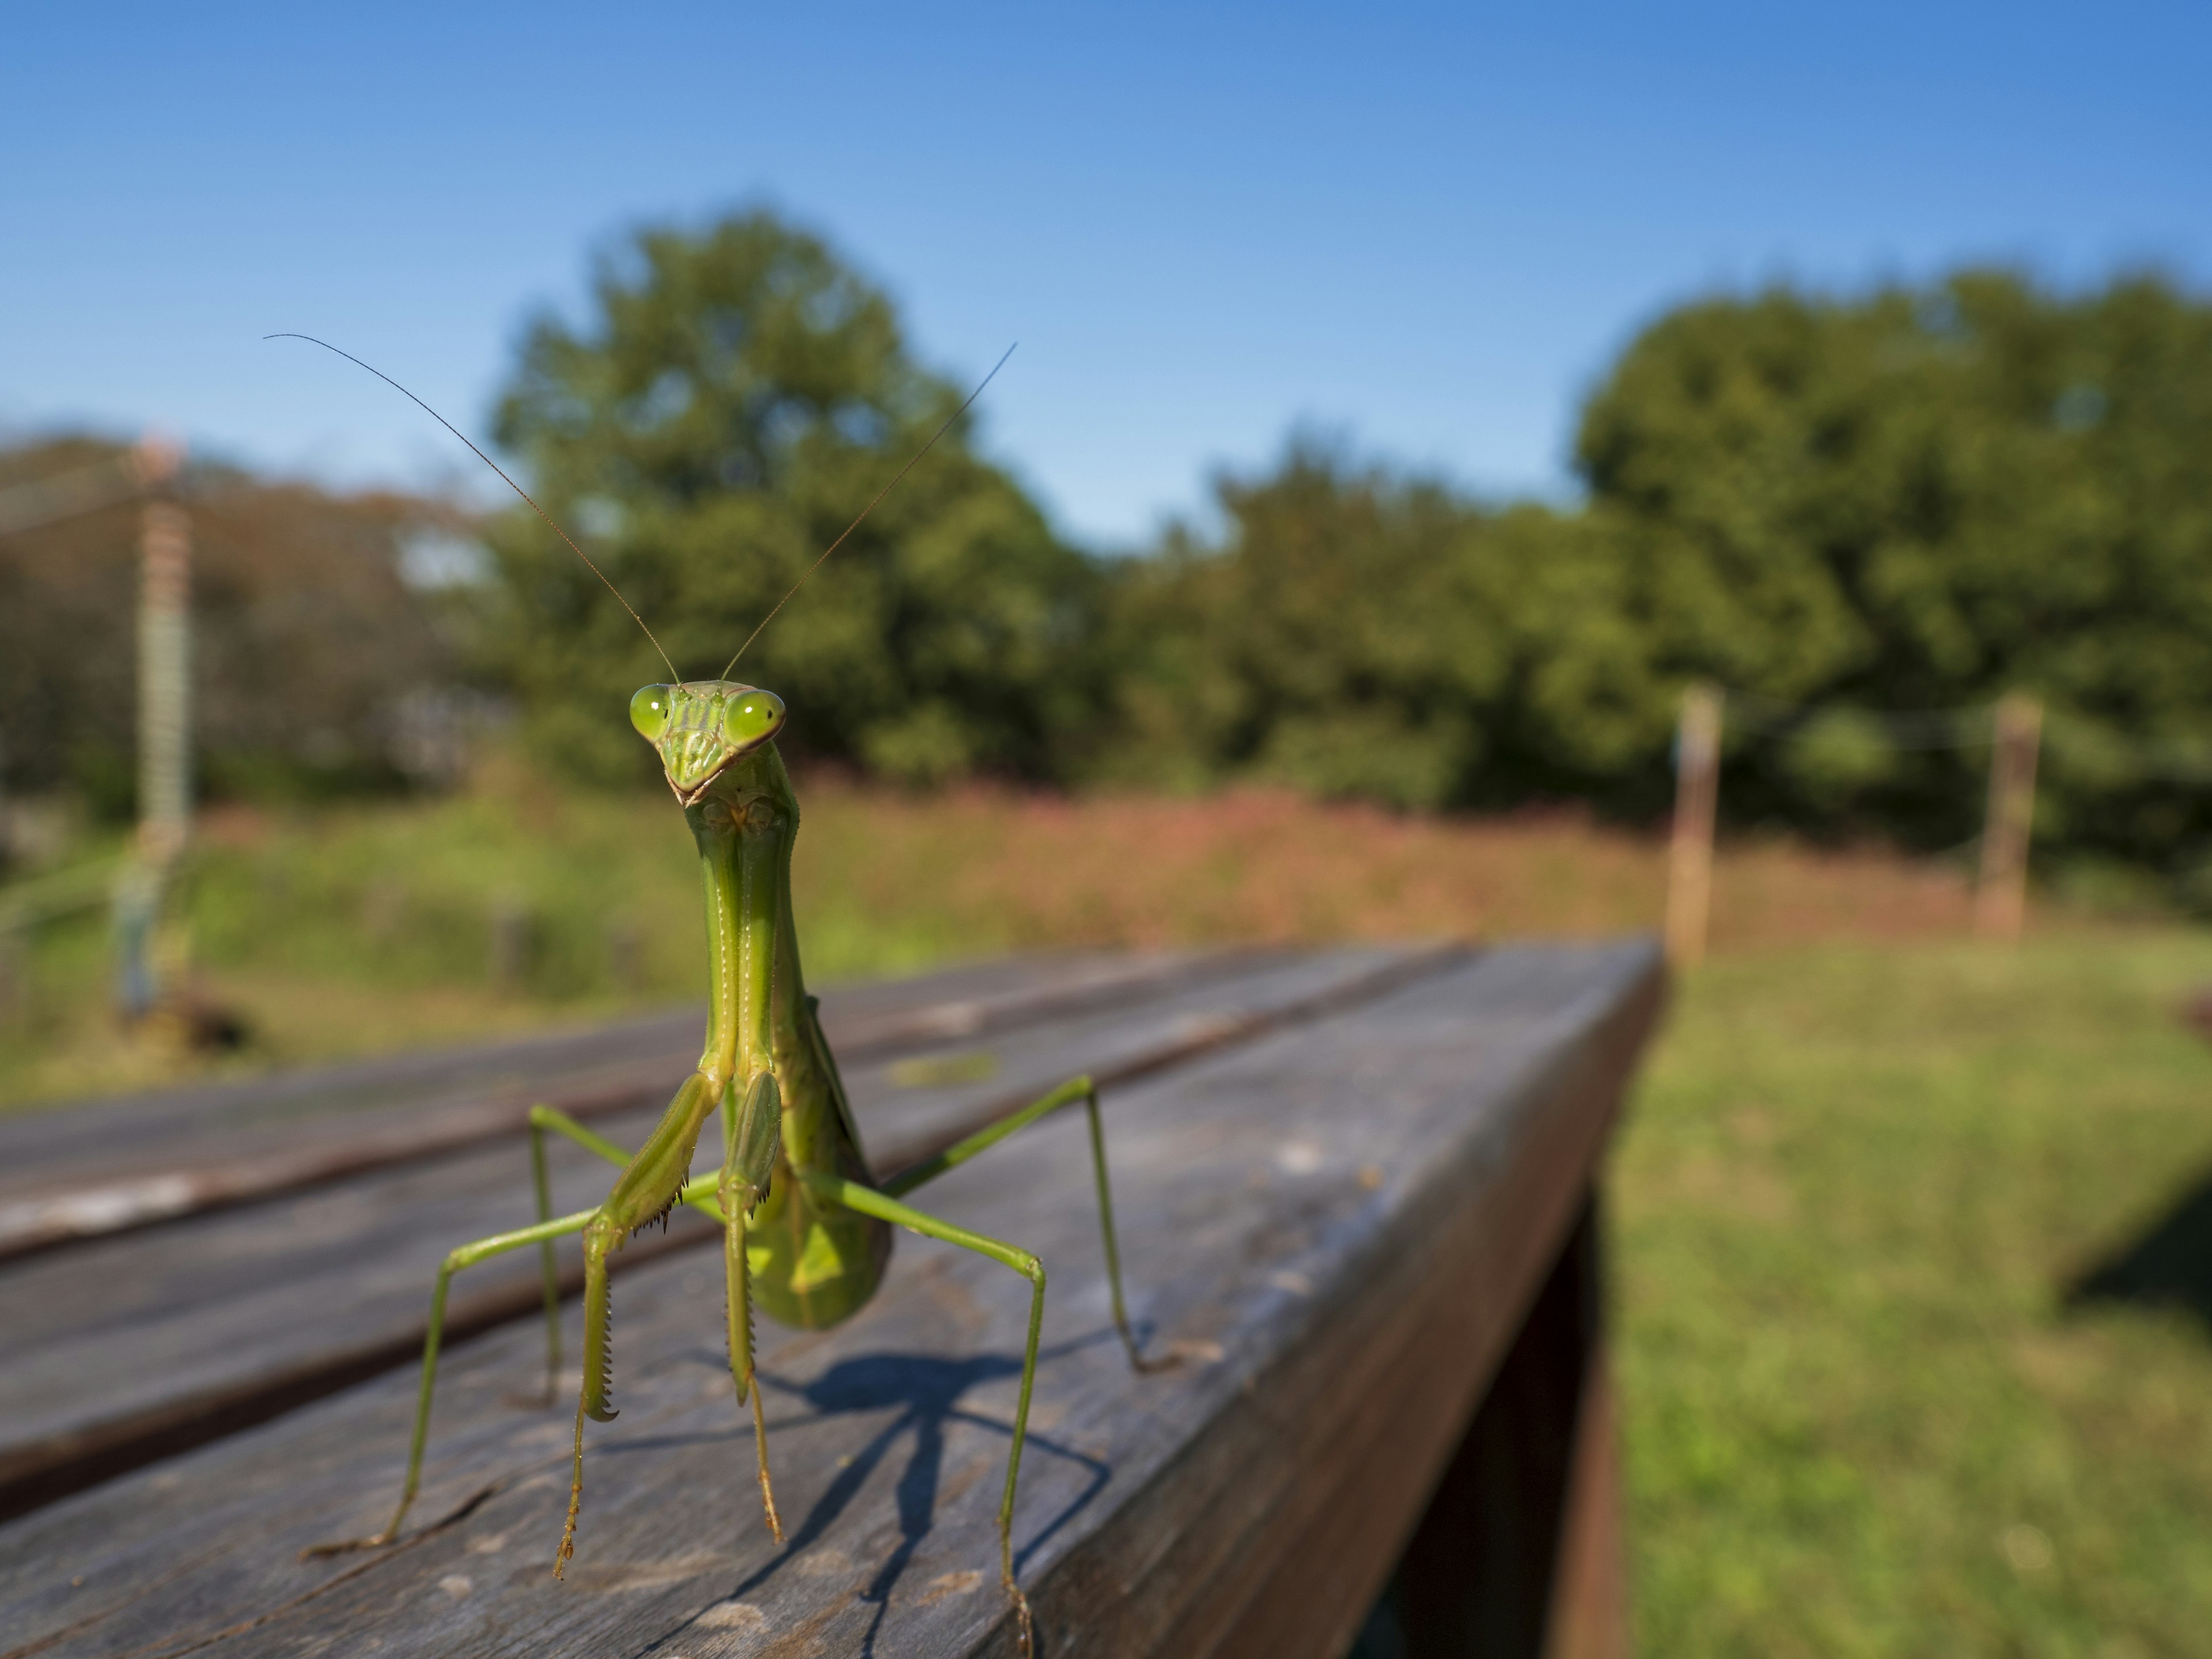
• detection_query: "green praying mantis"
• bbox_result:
[276,336,1163,1653]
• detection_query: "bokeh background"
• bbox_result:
[6,3,2212,1652]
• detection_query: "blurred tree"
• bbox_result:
[484,210,1101,786]
[0,437,460,819]
[1095,268,2212,876]
[1581,269,2212,863]
[1097,438,1660,810]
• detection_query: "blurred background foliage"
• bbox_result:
[9,209,2212,882]
[0,438,467,811]
[482,213,1104,789]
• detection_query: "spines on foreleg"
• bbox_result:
[558,1220,622,1577]
[580,1221,619,1422]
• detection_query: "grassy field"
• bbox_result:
[1622,935,2212,1657]
[0,755,1983,1104]
[5,771,2211,1652]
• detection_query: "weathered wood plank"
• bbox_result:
[0,941,1661,1659]
[0,949,1270,1259]
[0,945,1451,1522]
[1375,1198,1625,1658]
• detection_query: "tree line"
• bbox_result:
[483,211,2212,880]
[9,209,2212,884]
[0,438,458,815]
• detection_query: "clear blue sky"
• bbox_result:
[3,1,2205,546]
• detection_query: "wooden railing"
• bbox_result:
[0,940,1662,1658]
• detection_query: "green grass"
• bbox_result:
[1618,933,2212,1657]
[0,797,964,1107]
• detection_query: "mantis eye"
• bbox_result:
[724,690,785,746]
[630,684,676,740]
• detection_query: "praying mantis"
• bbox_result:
[277,336,1161,1653]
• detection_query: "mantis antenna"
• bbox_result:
[270,332,1016,690]
[267,333,682,683]
[719,341,1017,678]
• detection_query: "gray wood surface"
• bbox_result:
[0,941,1662,1659]
[0,949,1275,1259]
[0,944,1446,1520]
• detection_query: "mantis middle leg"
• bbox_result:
[310,1105,730,1562]
[302,1202,607,1558]
[799,1169,1051,1658]
[885,1073,1164,1373]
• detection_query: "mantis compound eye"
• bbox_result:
[630,684,676,740]
[723,690,786,747]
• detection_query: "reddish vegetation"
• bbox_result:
[800,782,1986,955]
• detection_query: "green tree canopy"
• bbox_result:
[1581,269,2212,862]
[485,210,1100,786]
[1098,439,1657,810]
[472,237,2212,882]
[1094,269,2212,877]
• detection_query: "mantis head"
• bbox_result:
[630,681,787,804]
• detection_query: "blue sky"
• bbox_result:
[3,1,2205,546]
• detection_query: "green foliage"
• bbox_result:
[1582,270,2212,862]
[1097,270,2212,876]
[0,439,459,815]
[483,210,1103,787]
[1096,440,1663,810]
[1780,707,1900,809]
[465,241,2212,876]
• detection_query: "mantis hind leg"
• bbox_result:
[801,1170,1050,1659]
[885,1074,1166,1373]
[301,1203,603,1559]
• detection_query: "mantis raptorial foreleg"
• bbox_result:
[310,1090,743,1560]
[325,1070,1151,1633]
[525,1088,789,1543]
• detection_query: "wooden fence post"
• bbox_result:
[118,437,191,1021]
[137,495,193,863]
[1665,684,1724,968]
[490,899,533,991]
[1975,692,2043,942]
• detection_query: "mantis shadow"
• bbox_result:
[710,1328,1123,1658]
[2068,1162,2212,1333]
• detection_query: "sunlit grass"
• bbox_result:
[1618,934,2212,1657]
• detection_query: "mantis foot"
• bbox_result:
[555,1396,588,1578]
[1002,1571,1035,1657]
[755,1459,785,1547]
[297,1528,396,1562]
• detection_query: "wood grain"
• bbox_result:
[0,945,1452,1522]
[0,941,1661,1659]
